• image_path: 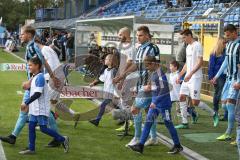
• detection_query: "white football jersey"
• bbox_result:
[186,41,203,78]
[29,73,50,117]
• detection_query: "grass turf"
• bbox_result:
[160,101,239,160]
[3,48,239,159]
[0,50,185,160]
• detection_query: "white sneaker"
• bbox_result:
[144,138,158,146]
[125,137,139,147]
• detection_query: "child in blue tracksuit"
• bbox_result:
[129,56,183,154]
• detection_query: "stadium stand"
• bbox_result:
[88,0,239,32]
[92,0,149,17]
[35,0,239,33]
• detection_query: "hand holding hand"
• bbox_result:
[150,103,156,109]
[233,82,240,90]
[211,77,217,85]
[22,81,31,90]
[20,104,28,112]
[184,73,192,82]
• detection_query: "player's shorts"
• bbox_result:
[221,79,239,101]
[134,97,152,109]
[133,85,152,109]
[48,84,60,101]
[29,115,48,126]
[180,77,202,100]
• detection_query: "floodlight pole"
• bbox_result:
[28,0,31,18]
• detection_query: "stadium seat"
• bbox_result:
[229,15,234,22]
[224,15,229,21]
[195,24,201,30]
[236,8,240,13]
[234,14,239,22]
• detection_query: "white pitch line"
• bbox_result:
[0,141,7,160]
[3,49,26,63]
[156,133,209,160]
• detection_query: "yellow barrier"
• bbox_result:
[203,36,218,61]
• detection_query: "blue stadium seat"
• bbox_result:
[224,15,229,21]
[195,24,201,30]
[236,8,240,13]
[219,3,224,9]
[191,24,196,29]
[177,17,182,22]
[229,15,234,22]
[160,18,166,23]
[234,14,239,21]
[209,0,214,4]
[188,17,194,21]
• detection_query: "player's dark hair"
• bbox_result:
[170,60,179,69]
[224,24,237,33]
[29,56,42,69]
[137,26,151,36]
[180,29,193,37]
[22,25,36,37]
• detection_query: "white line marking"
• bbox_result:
[3,49,26,63]
[156,132,209,160]
[0,141,7,160]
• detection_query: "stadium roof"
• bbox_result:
[76,16,174,33]
[32,15,175,32]
[31,17,79,30]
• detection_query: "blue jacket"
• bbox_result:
[151,68,171,109]
[208,51,226,80]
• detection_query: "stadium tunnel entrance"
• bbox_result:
[75,15,176,65]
